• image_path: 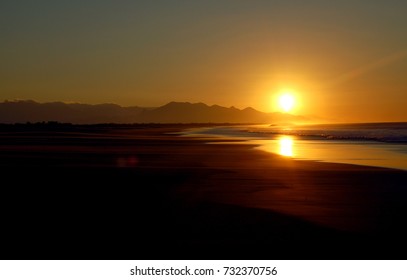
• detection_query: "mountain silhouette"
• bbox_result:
[0,100,313,124]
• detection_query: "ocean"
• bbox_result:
[183,122,407,171]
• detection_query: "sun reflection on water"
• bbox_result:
[279,136,294,157]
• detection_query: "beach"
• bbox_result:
[1,124,407,259]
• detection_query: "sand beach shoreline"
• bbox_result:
[1,124,407,259]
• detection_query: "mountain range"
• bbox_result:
[0,100,315,124]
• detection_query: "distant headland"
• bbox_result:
[0,100,315,124]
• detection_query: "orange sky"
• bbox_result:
[1,1,407,122]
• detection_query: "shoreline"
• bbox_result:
[182,125,407,171]
[1,124,407,259]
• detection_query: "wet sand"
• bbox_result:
[1,124,407,259]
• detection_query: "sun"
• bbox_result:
[279,93,295,112]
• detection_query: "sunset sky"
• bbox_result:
[1,0,407,122]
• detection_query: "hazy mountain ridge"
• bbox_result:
[0,100,312,124]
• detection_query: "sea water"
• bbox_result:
[184,123,407,171]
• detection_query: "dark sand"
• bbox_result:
[1,124,407,259]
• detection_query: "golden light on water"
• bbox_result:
[279,136,294,157]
